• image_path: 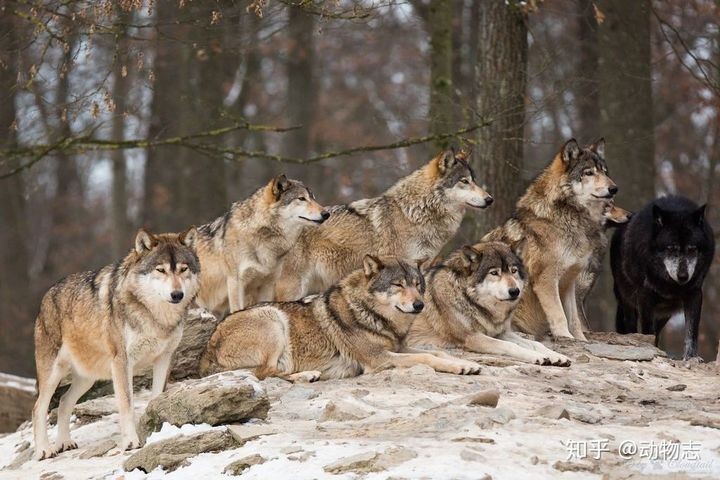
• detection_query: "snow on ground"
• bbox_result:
[1,335,720,479]
[0,372,36,393]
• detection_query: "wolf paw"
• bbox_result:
[34,447,58,461]
[289,370,322,383]
[120,435,141,451]
[453,360,481,375]
[55,440,78,453]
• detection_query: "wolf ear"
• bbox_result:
[652,205,665,227]
[437,150,456,174]
[455,147,472,161]
[179,226,198,249]
[460,245,481,268]
[589,137,605,159]
[271,174,290,199]
[363,254,383,278]
[693,204,707,226]
[561,139,581,166]
[135,229,155,254]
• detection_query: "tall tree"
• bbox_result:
[0,12,31,374]
[576,0,600,135]
[283,7,316,163]
[474,1,528,235]
[428,0,454,148]
[111,11,131,258]
[597,0,655,211]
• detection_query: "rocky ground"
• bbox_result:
[1,332,719,480]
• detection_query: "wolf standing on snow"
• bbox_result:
[194,174,329,317]
[611,195,715,359]
[274,149,493,301]
[32,228,200,460]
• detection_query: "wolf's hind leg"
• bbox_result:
[33,356,67,460]
[283,370,322,383]
[55,374,95,452]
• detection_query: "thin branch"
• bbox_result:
[0,121,491,177]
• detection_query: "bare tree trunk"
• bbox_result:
[597,0,655,210]
[0,12,32,375]
[283,6,316,166]
[111,12,130,258]
[576,0,599,136]
[474,0,528,236]
[429,0,454,148]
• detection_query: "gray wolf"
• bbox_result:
[611,195,714,359]
[199,255,482,381]
[274,149,493,301]
[32,228,200,460]
[195,174,328,317]
[407,242,571,366]
[576,202,632,329]
[483,138,617,340]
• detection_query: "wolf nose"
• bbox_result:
[484,196,494,206]
[170,290,184,303]
[608,185,618,195]
[508,287,520,299]
[677,271,689,283]
[321,210,330,221]
[412,300,424,312]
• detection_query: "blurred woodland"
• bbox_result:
[0,0,718,376]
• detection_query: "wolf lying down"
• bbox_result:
[200,255,482,381]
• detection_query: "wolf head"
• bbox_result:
[133,227,200,305]
[558,138,618,206]
[429,149,493,209]
[652,203,709,285]
[266,174,330,226]
[605,204,632,226]
[457,242,526,303]
[362,255,426,314]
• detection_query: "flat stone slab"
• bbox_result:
[584,342,664,361]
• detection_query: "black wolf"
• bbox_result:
[611,195,715,359]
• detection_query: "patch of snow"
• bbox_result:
[145,422,215,445]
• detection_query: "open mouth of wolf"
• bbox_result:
[299,216,325,224]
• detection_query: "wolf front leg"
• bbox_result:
[465,332,558,365]
[682,289,703,360]
[562,281,587,341]
[226,273,246,313]
[372,351,481,375]
[498,331,571,366]
[111,354,140,451]
[534,273,573,339]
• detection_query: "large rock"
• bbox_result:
[50,312,218,409]
[137,370,269,442]
[0,373,35,433]
[124,429,240,473]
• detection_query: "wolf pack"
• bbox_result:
[31,138,715,460]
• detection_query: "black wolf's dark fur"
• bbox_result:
[611,195,714,359]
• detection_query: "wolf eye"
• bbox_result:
[584,169,594,176]
[392,283,404,288]
[510,266,518,274]
[156,267,166,274]
[687,246,697,253]
[298,197,307,202]
[179,266,188,273]
[460,178,470,184]
[489,269,500,276]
